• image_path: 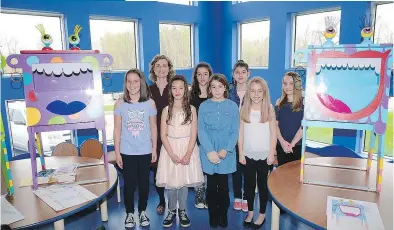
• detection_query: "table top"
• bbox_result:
[7,156,118,229]
[268,156,393,230]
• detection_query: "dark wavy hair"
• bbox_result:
[231,59,250,88]
[190,62,213,99]
[149,54,175,82]
[167,75,192,125]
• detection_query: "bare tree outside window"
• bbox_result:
[0,12,63,74]
[159,23,192,68]
[90,19,137,70]
[293,10,341,67]
[240,20,270,67]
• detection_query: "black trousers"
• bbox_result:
[206,174,229,218]
[122,153,151,214]
[244,157,269,214]
[152,167,166,204]
[232,146,245,199]
[276,144,302,167]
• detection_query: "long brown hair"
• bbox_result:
[122,68,150,103]
[207,74,229,98]
[190,62,213,98]
[166,75,192,125]
[277,71,303,111]
[149,54,175,82]
[241,77,272,123]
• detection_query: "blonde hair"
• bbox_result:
[241,77,272,123]
[277,72,303,111]
[149,54,175,82]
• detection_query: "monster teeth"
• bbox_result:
[32,63,93,76]
[316,58,381,74]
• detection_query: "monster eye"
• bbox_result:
[362,27,373,34]
[41,34,53,45]
[325,26,336,34]
[68,35,80,45]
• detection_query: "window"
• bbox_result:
[159,23,193,68]
[373,3,394,44]
[363,98,393,157]
[157,0,192,5]
[239,20,270,67]
[6,100,72,157]
[0,11,64,74]
[306,127,333,145]
[98,92,122,145]
[90,18,137,70]
[292,9,341,67]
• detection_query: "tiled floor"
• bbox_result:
[36,174,316,230]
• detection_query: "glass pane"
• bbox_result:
[156,0,192,5]
[374,3,394,44]
[6,100,72,157]
[0,12,63,74]
[99,92,122,145]
[240,20,270,67]
[364,97,393,157]
[159,24,192,68]
[306,127,333,144]
[90,19,137,70]
[293,10,341,67]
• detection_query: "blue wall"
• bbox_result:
[1,0,390,159]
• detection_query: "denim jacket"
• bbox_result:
[228,84,242,107]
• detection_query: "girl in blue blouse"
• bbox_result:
[198,74,240,228]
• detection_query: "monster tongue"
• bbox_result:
[317,93,352,114]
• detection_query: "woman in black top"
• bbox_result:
[189,62,213,209]
[148,54,175,215]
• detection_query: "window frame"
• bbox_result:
[0,9,66,75]
[371,1,393,44]
[157,0,194,6]
[158,22,194,69]
[238,18,271,69]
[290,7,341,68]
[89,16,140,71]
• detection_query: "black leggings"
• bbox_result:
[122,153,151,214]
[232,146,245,199]
[276,144,302,166]
[206,174,230,218]
[152,167,166,205]
[244,157,269,214]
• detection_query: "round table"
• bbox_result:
[7,156,118,229]
[268,157,393,230]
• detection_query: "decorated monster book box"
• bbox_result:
[6,50,113,189]
[294,16,392,193]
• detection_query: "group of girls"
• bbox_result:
[114,55,304,229]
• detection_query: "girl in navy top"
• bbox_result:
[189,62,213,209]
[148,54,175,215]
[198,74,239,228]
[275,71,304,166]
[228,60,250,212]
[114,69,157,228]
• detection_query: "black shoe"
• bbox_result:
[209,216,218,228]
[243,218,253,228]
[179,209,191,227]
[139,211,150,227]
[218,213,228,228]
[162,210,176,227]
[124,213,135,228]
[251,218,266,229]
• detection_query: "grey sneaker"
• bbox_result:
[195,187,205,209]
